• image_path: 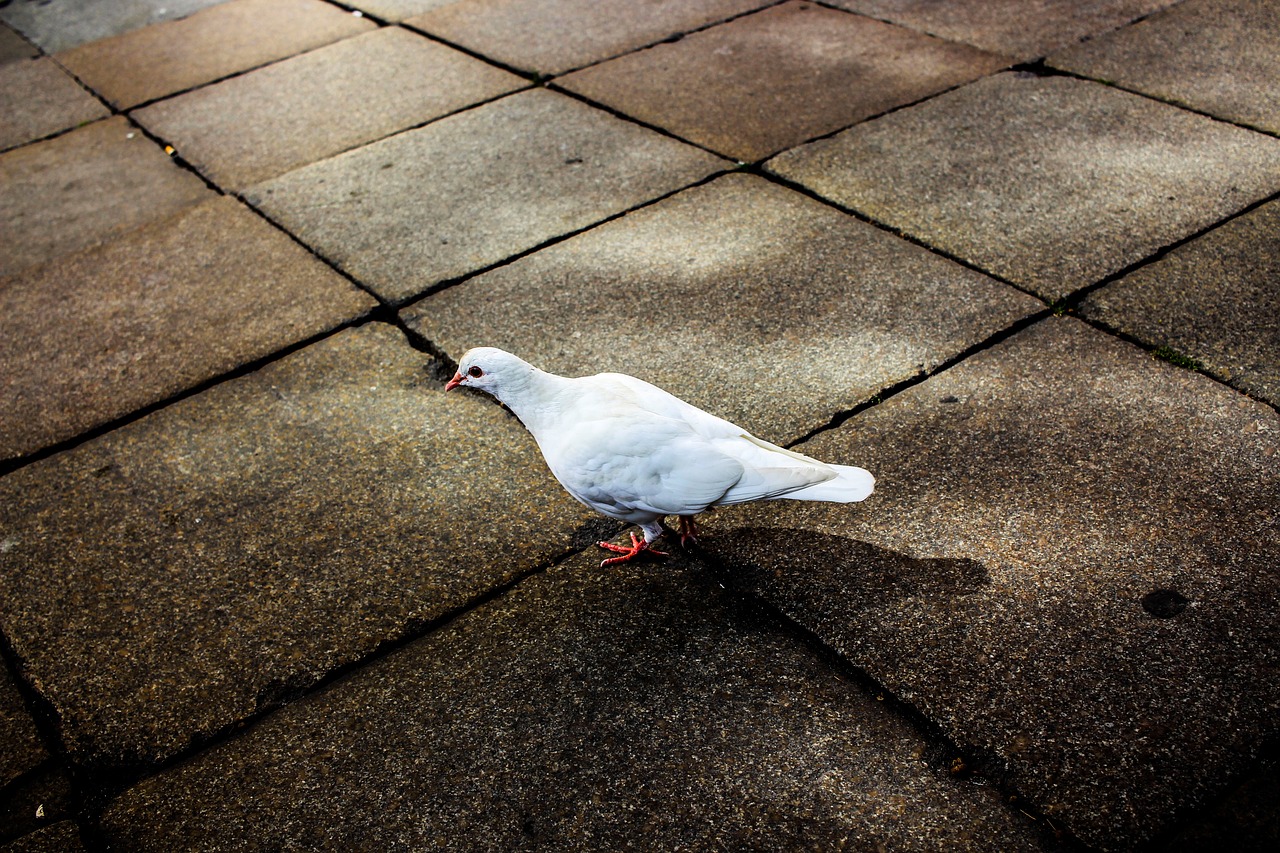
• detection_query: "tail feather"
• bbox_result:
[778,464,874,503]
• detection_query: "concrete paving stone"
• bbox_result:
[0,23,37,65]
[0,0,226,55]
[246,88,725,305]
[1050,0,1280,136]
[769,73,1280,302]
[133,27,525,190]
[561,1,1009,162]
[0,57,109,152]
[0,323,597,768]
[827,0,1174,60]
[346,0,454,22]
[0,116,212,279]
[405,173,1041,443]
[0,823,84,853]
[406,0,771,76]
[101,552,1057,852]
[55,0,374,110]
[0,668,44,789]
[696,316,1280,849]
[0,195,377,463]
[1080,198,1280,409]
[1160,757,1280,851]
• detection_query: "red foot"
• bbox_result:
[597,532,668,567]
[676,515,701,547]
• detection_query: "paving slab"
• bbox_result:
[1050,0,1280,136]
[0,57,108,152]
[0,823,84,853]
[1079,199,1280,408]
[0,0,226,54]
[0,668,44,789]
[0,195,377,463]
[0,116,212,279]
[769,72,1280,301]
[0,24,37,65]
[0,764,72,847]
[101,551,1056,852]
[406,0,770,76]
[0,323,597,768]
[405,173,1040,443]
[133,26,526,190]
[347,0,454,22]
[55,0,374,110]
[0,0,225,54]
[827,0,1173,60]
[696,316,1280,849]
[558,1,1008,163]
[247,89,725,305]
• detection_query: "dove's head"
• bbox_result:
[445,347,535,402]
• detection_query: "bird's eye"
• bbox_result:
[467,365,484,378]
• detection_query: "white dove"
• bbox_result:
[446,347,874,566]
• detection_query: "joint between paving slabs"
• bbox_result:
[691,546,1085,850]
[402,164,737,308]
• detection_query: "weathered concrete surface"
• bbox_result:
[406,173,1040,443]
[698,317,1280,849]
[559,1,1009,162]
[133,27,526,190]
[0,0,224,54]
[101,552,1057,852]
[406,0,769,75]
[827,0,1173,59]
[347,1,453,24]
[0,196,376,462]
[247,89,725,304]
[0,116,211,279]
[0,323,596,768]
[1050,0,1280,135]
[1080,198,1280,409]
[0,24,37,64]
[0,58,108,152]
[769,73,1280,301]
[56,0,373,109]
[0,822,84,853]
[0,668,44,789]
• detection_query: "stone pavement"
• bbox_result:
[1,0,1278,850]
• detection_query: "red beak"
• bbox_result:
[445,372,463,391]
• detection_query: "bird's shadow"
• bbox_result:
[698,526,989,615]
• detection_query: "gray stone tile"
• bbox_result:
[1050,0,1280,135]
[0,23,37,65]
[0,116,211,278]
[406,0,770,75]
[0,823,84,853]
[559,1,1009,162]
[405,174,1040,443]
[0,196,377,462]
[247,89,725,305]
[698,317,1280,848]
[101,552,1053,852]
[1079,198,1280,408]
[347,0,453,22]
[0,0,224,54]
[0,323,597,768]
[56,0,374,109]
[827,0,1173,60]
[0,57,108,152]
[133,27,526,190]
[0,667,44,789]
[769,73,1280,301]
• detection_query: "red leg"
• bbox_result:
[677,514,701,547]
[597,532,669,567]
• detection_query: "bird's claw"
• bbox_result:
[676,515,701,548]
[597,532,668,567]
